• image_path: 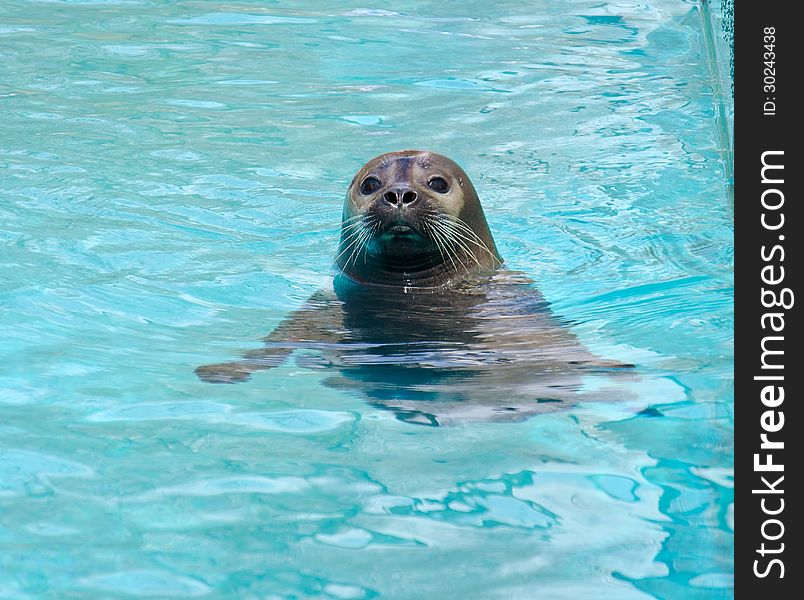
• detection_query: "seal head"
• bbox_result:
[336,150,501,288]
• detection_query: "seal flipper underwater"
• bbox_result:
[195,150,634,424]
[194,289,342,384]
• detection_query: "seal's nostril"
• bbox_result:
[383,189,416,206]
[401,191,417,204]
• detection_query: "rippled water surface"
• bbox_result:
[1,1,733,598]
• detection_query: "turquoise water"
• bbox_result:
[1,1,733,598]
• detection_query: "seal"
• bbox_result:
[195,150,633,425]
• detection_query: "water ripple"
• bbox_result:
[1,0,732,596]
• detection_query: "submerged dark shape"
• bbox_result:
[195,150,633,425]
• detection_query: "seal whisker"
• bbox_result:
[339,217,368,234]
[429,215,476,264]
[440,224,482,268]
[440,214,494,253]
[339,215,366,231]
[438,214,501,267]
[437,219,482,265]
[346,217,379,270]
[338,224,364,239]
[337,227,363,245]
[340,217,364,228]
[361,219,380,264]
[343,231,366,270]
[336,224,366,247]
[450,236,481,273]
[424,219,457,273]
[334,225,371,265]
[356,225,375,266]
[430,219,473,274]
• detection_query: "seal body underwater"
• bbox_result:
[195,150,633,425]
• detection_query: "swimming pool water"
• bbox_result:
[1,1,733,598]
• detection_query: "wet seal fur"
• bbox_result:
[195,150,633,425]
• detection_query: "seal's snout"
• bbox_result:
[382,187,418,206]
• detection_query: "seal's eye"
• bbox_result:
[428,177,449,194]
[360,177,381,195]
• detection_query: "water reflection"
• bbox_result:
[197,271,634,425]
